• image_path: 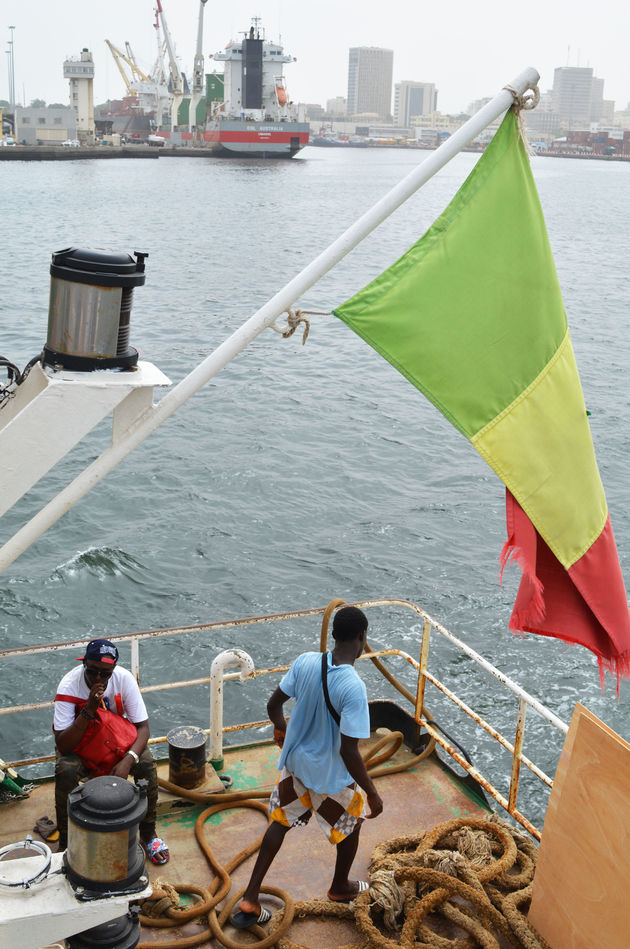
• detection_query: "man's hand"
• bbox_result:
[365,790,383,819]
[273,726,286,749]
[86,682,104,716]
[110,755,133,779]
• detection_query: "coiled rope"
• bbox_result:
[269,815,548,949]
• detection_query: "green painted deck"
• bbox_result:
[1,735,491,947]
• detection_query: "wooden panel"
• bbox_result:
[529,703,630,948]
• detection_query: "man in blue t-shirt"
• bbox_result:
[232,606,383,929]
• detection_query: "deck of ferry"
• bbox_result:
[1,727,491,947]
[0,600,566,947]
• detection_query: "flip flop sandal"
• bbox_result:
[327,880,369,903]
[142,836,170,865]
[33,817,59,842]
[231,907,272,929]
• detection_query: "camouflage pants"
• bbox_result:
[55,746,158,849]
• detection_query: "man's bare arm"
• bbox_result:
[267,687,290,746]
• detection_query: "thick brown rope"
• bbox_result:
[268,899,361,949]
[233,816,545,949]
[137,800,298,949]
[359,816,549,949]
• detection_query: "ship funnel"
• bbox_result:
[43,247,148,371]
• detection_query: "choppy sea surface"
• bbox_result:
[1,142,629,829]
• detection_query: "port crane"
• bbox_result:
[105,40,152,96]
[151,10,169,94]
[106,1,206,137]
[189,0,209,134]
[156,0,185,131]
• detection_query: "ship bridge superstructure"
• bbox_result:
[213,22,297,122]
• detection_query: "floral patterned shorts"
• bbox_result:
[269,767,366,844]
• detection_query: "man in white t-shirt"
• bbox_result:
[53,638,169,865]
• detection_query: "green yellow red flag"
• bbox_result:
[333,110,630,686]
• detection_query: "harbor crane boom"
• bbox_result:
[156,0,184,131]
[189,0,209,133]
[105,39,151,95]
[151,10,169,89]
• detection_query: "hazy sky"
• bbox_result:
[2,0,629,114]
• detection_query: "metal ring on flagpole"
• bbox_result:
[0,835,52,888]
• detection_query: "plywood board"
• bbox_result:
[529,703,630,948]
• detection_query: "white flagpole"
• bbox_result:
[0,67,539,573]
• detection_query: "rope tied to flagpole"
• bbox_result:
[270,308,331,345]
[504,82,540,112]
[504,82,540,155]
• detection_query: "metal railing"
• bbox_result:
[0,599,567,838]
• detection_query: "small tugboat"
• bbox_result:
[203,19,310,158]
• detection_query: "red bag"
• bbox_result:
[55,693,137,776]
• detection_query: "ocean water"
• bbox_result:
[1,142,629,828]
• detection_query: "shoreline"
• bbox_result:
[0,145,160,160]
[1,143,629,163]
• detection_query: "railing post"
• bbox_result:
[209,649,255,771]
[130,638,140,683]
[416,619,432,725]
[508,696,527,814]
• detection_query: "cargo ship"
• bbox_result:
[202,21,309,158]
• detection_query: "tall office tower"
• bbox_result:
[552,67,605,127]
[394,81,438,126]
[63,48,95,142]
[347,47,394,120]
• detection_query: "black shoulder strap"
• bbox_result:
[321,652,341,726]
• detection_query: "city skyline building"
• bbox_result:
[394,80,437,126]
[326,96,347,117]
[63,48,95,143]
[347,46,393,120]
[552,66,605,127]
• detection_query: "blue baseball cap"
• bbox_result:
[77,639,119,665]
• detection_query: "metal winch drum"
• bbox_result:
[64,775,148,895]
[43,246,147,371]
